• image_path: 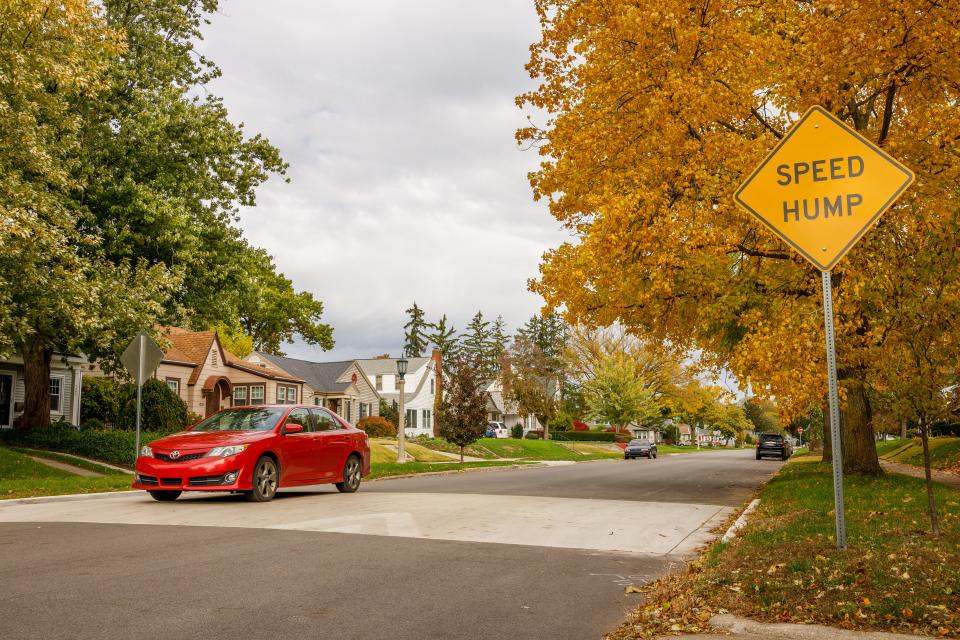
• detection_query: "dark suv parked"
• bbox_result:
[756,433,792,460]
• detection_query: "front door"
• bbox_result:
[0,374,12,428]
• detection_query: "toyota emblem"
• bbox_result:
[169,450,181,460]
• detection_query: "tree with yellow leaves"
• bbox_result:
[519,1,960,474]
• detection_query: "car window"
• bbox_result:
[311,408,341,431]
[191,407,285,432]
[629,439,646,445]
[285,408,314,432]
[760,434,783,441]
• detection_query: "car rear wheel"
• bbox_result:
[651,451,657,459]
[336,455,362,493]
[247,456,278,502]
[149,490,181,501]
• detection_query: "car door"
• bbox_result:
[276,408,318,485]
[312,408,350,480]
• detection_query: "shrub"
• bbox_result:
[511,424,523,439]
[744,433,755,445]
[118,379,188,432]
[0,424,177,467]
[525,430,543,440]
[614,434,631,443]
[357,416,396,437]
[572,420,590,431]
[549,431,617,442]
[80,377,125,427]
[553,412,573,432]
[81,418,104,431]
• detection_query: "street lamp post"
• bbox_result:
[396,357,408,463]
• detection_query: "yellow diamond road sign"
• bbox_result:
[735,105,914,271]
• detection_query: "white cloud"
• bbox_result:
[196,0,564,360]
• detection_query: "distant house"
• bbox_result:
[0,353,86,428]
[247,352,380,423]
[358,352,441,438]
[484,379,547,434]
[87,328,305,418]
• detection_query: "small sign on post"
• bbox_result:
[735,106,914,549]
[120,331,166,464]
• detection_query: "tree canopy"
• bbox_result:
[518,1,960,473]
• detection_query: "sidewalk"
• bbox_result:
[881,460,960,490]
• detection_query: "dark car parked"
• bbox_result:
[755,433,793,460]
[624,439,657,459]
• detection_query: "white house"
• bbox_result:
[485,379,547,435]
[0,353,86,428]
[358,352,441,438]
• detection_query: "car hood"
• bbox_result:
[150,430,273,451]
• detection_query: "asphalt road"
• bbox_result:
[0,448,781,640]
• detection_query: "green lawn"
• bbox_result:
[0,447,133,500]
[409,437,498,459]
[476,437,621,460]
[368,460,533,480]
[877,437,960,471]
[609,457,960,638]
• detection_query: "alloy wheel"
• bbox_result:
[256,460,277,499]
[346,457,361,490]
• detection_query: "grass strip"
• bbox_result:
[368,460,533,480]
[0,447,133,500]
[607,457,960,639]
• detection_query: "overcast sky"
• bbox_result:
[197,1,565,361]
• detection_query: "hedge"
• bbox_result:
[0,425,178,467]
[357,416,396,438]
[550,431,618,442]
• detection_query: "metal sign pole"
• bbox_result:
[134,334,144,464]
[821,271,847,549]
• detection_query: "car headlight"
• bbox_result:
[140,445,153,458]
[207,444,247,458]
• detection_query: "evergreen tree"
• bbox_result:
[403,301,429,357]
[427,314,459,367]
[488,315,511,371]
[460,311,495,377]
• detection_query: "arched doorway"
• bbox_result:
[202,376,233,417]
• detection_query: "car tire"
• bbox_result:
[149,490,181,502]
[247,456,279,502]
[652,451,657,459]
[756,453,762,460]
[336,454,362,493]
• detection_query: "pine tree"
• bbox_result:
[460,311,494,376]
[403,301,429,357]
[488,315,511,372]
[427,314,459,367]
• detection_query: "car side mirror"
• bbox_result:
[284,423,305,435]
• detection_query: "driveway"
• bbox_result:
[0,448,781,640]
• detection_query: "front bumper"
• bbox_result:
[133,455,250,491]
[624,450,653,458]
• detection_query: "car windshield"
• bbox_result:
[629,439,649,446]
[760,434,783,441]
[191,407,286,432]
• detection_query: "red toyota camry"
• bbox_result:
[133,405,370,502]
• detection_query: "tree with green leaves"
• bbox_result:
[0,0,178,427]
[743,398,781,435]
[403,302,429,357]
[502,336,561,439]
[437,355,489,462]
[583,352,661,432]
[460,311,494,376]
[427,314,459,367]
[235,246,333,355]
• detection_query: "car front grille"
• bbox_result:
[138,475,159,486]
[160,477,182,487]
[154,452,207,463]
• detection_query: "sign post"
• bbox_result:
[120,332,166,464]
[735,106,914,549]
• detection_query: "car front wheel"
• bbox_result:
[149,490,181,502]
[336,455,362,493]
[247,456,278,502]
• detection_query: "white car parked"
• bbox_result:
[486,421,510,438]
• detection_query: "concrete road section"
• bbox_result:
[0,448,781,639]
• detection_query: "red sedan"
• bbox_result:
[133,405,370,502]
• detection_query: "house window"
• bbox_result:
[277,386,287,403]
[165,378,180,396]
[394,375,399,390]
[375,375,383,391]
[233,385,247,405]
[250,385,265,405]
[430,378,435,394]
[359,403,368,419]
[49,376,63,414]
[422,409,431,430]
[286,386,297,404]
[406,409,417,429]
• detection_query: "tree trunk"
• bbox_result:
[20,339,53,429]
[543,417,550,441]
[460,445,464,464]
[900,419,908,439]
[840,379,882,475]
[822,400,833,463]
[919,417,941,538]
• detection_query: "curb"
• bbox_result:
[0,489,138,506]
[721,498,760,543]
[710,613,930,639]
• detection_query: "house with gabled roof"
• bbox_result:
[357,352,441,437]
[245,352,381,424]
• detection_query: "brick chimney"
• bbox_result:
[431,348,442,437]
